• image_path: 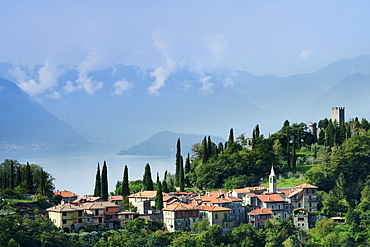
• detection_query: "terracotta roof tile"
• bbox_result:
[248,208,273,215]
[53,190,78,198]
[257,194,285,202]
[198,205,231,212]
[296,184,318,189]
[162,202,197,211]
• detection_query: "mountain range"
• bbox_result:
[0,78,87,151]
[1,55,370,152]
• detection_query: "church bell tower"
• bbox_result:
[269,166,277,194]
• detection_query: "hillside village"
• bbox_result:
[2,106,370,246]
[46,166,319,233]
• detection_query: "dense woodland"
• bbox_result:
[1,117,370,246]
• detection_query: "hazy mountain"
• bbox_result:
[1,55,370,150]
[117,130,225,157]
[0,78,88,151]
[301,73,370,122]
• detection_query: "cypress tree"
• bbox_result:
[207,136,212,157]
[143,163,154,190]
[39,168,46,195]
[25,162,33,194]
[101,161,108,200]
[228,128,234,142]
[175,138,181,186]
[94,163,101,197]
[202,136,208,163]
[184,153,191,175]
[155,181,163,210]
[162,178,169,193]
[10,160,14,189]
[15,166,22,188]
[218,142,224,153]
[122,165,130,197]
[179,156,185,191]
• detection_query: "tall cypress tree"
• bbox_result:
[10,160,14,190]
[175,138,181,186]
[202,136,208,164]
[179,156,185,191]
[101,161,108,201]
[143,163,154,190]
[122,165,130,197]
[207,136,212,157]
[25,162,33,194]
[94,163,101,197]
[229,128,234,142]
[184,153,191,187]
[15,166,22,188]
[39,168,46,195]
[155,181,163,210]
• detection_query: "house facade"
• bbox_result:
[248,208,273,228]
[162,203,199,232]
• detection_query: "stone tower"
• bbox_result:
[269,166,277,194]
[331,107,345,125]
[308,122,317,140]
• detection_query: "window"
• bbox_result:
[298,203,301,208]
[62,212,67,216]
[215,214,218,220]
[99,217,102,223]
[78,219,82,223]
[78,211,82,217]
[224,213,228,220]
[62,219,67,224]
[95,209,99,216]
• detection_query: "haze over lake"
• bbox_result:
[0,143,174,196]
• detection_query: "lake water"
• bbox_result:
[0,144,175,196]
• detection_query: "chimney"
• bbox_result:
[268,197,270,200]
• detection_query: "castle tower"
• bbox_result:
[308,122,317,141]
[331,107,345,125]
[269,166,277,194]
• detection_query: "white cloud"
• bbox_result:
[45,90,62,99]
[299,49,314,60]
[113,79,133,95]
[63,51,104,95]
[148,30,177,95]
[223,77,234,88]
[9,59,64,97]
[199,75,214,95]
[203,34,229,69]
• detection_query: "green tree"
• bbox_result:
[143,163,154,191]
[93,163,101,197]
[155,181,163,210]
[25,162,33,194]
[175,138,181,186]
[122,165,130,197]
[101,161,108,200]
[10,160,14,190]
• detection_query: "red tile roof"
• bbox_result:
[128,191,168,198]
[198,205,231,212]
[257,194,285,203]
[53,190,78,198]
[162,202,197,211]
[296,184,318,189]
[248,208,273,215]
[109,196,123,201]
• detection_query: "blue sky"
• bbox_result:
[1,1,369,77]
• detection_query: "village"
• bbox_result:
[47,166,320,233]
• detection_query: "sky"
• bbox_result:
[0,0,370,79]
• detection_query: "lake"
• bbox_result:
[0,144,175,197]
